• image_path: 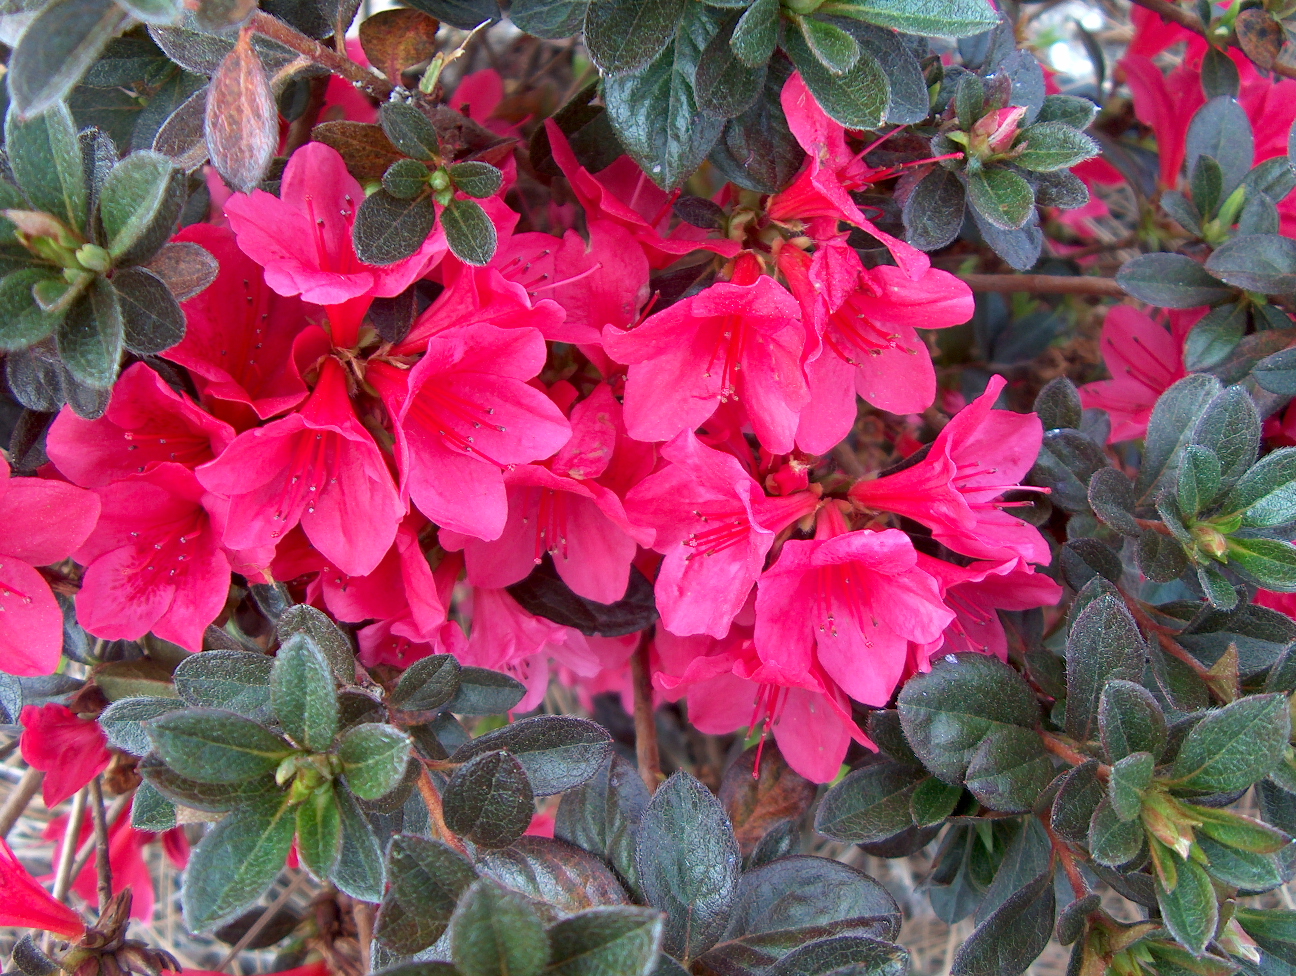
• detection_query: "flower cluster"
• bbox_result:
[8,70,1067,784]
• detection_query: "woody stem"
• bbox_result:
[0,768,43,840]
[1043,816,1090,900]
[88,777,112,914]
[631,629,662,794]
[416,766,469,856]
[248,11,395,101]
[353,901,375,976]
[957,273,1127,297]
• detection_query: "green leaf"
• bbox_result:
[638,771,741,961]
[383,159,430,200]
[897,653,1041,785]
[546,907,662,976]
[113,267,185,356]
[400,0,499,29]
[450,878,550,976]
[966,167,1035,231]
[1227,447,1296,526]
[508,0,589,38]
[1229,537,1296,590]
[182,793,296,931]
[1170,693,1290,792]
[1136,374,1223,504]
[442,198,498,266]
[1192,804,1292,853]
[447,161,504,199]
[353,190,438,266]
[1192,155,1223,220]
[1201,46,1240,98]
[1098,681,1167,762]
[278,604,356,684]
[695,13,766,118]
[271,632,339,752]
[784,29,887,130]
[903,166,967,252]
[1013,122,1098,172]
[1087,466,1139,536]
[765,936,908,976]
[476,835,630,916]
[730,0,778,65]
[1051,762,1104,845]
[815,762,928,843]
[797,15,860,74]
[1156,857,1216,957]
[1177,445,1221,517]
[6,102,89,233]
[98,150,184,264]
[1108,752,1154,822]
[1088,798,1144,867]
[131,780,177,832]
[963,726,1054,814]
[950,870,1055,976]
[1255,346,1296,397]
[137,753,281,812]
[148,708,294,783]
[555,753,650,895]
[1237,908,1296,965]
[389,654,462,712]
[1186,96,1253,198]
[379,102,440,161]
[822,0,998,37]
[1198,834,1285,891]
[99,695,182,756]
[1064,595,1146,746]
[583,0,686,75]
[451,715,612,796]
[376,834,480,954]
[7,0,128,118]
[338,723,412,799]
[296,785,342,880]
[331,784,386,902]
[1035,94,1099,129]
[1205,233,1296,295]
[0,270,64,352]
[174,649,273,719]
[446,667,527,714]
[56,277,122,389]
[910,776,964,828]
[443,750,536,848]
[602,6,725,190]
[1190,385,1260,489]
[1116,253,1233,308]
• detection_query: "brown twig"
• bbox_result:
[1040,731,1108,776]
[1125,0,1296,81]
[353,901,375,976]
[88,778,112,913]
[67,794,129,885]
[1136,517,1173,536]
[215,872,310,971]
[1043,817,1090,900]
[630,629,662,794]
[416,766,469,855]
[0,767,44,840]
[249,11,394,102]
[958,273,1128,296]
[53,788,90,904]
[1123,594,1218,684]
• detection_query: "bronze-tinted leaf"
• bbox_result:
[476,837,629,919]
[153,85,210,171]
[204,28,277,192]
[311,121,405,181]
[1236,9,1281,71]
[359,9,440,83]
[718,745,816,857]
[146,240,219,301]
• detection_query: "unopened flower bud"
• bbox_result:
[429,168,452,192]
[1193,522,1229,560]
[970,105,1027,156]
[76,243,112,272]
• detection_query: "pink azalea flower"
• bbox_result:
[75,463,232,652]
[544,121,740,269]
[753,515,954,709]
[912,554,1063,669]
[19,704,112,808]
[1077,305,1188,443]
[46,363,235,488]
[603,275,809,453]
[223,142,447,346]
[197,357,404,576]
[358,615,466,670]
[850,375,1051,564]
[0,838,85,938]
[394,264,565,354]
[768,73,931,279]
[165,224,320,424]
[369,324,571,541]
[782,238,973,449]
[626,431,820,638]
[0,457,100,675]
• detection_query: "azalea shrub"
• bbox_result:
[5,0,1296,974]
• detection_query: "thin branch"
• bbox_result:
[53,788,90,903]
[216,872,310,972]
[0,768,44,840]
[353,901,375,976]
[630,630,662,794]
[1040,731,1108,777]
[958,273,1127,296]
[416,766,469,856]
[1125,0,1296,81]
[67,793,129,885]
[1043,816,1090,900]
[249,11,394,102]
[88,778,112,914]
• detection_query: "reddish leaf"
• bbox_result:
[146,241,220,301]
[311,120,405,180]
[1236,9,1281,70]
[205,28,278,193]
[359,8,440,84]
[718,745,817,856]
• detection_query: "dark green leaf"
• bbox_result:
[966,167,1035,230]
[797,15,860,75]
[815,762,927,842]
[382,158,430,200]
[296,786,342,880]
[584,0,686,75]
[1205,233,1296,295]
[730,0,778,66]
[1156,857,1216,957]
[390,654,462,712]
[1170,693,1290,792]
[696,13,766,117]
[148,707,294,783]
[380,101,440,161]
[278,604,356,684]
[137,753,281,812]
[272,632,339,752]
[547,907,663,976]
[1087,467,1139,536]
[1185,95,1253,197]
[1190,385,1260,491]
[1161,189,1203,236]
[99,150,183,264]
[1201,46,1240,98]
[826,0,998,37]
[131,779,177,831]
[446,666,527,714]
[1197,834,1286,891]
[174,649,273,719]
[1065,595,1146,745]
[1229,537,1296,590]
[976,819,1051,923]
[476,836,630,916]
[0,270,66,351]
[910,776,963,827]
[1034,94,1098,129]
[1014,122,1098,172]
[1185,303,1246,372]
[903,167,966,251]
[182,793,296,930]
[509,0,588,38]
[555,753,650,894]
[442,198,497,266]
[8,0,128,118]
[1192,154,1223,220]
[447,161,503,199]
[784,30,887,130]
[1254,346,1296,397]
[1108,752,1154,822]
[766,935,908,976]
[1136,374,1223,503]
[376,834,478,954]
[1088,798,1143,867]
[1099,680,1167,762]
[443,750,536,848]
[400,0,498,29]
[1116,253,1232,308]
[1051,762,1105,844]
[451,715,612,796]
[508,559,658,637]
[637,771,741,961]
[332,784,385,901]
[99,695,182,756]
[57,277,123,389]
[353,191,438,266]
[950,870,1054,976]
[113,267,185,355]
[338,723,412,799]
[963,726,1054,813]
[450,878,550,976]
[6,101,89,231]
[1226,447,1296,526]
[1236,907,1296,966]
